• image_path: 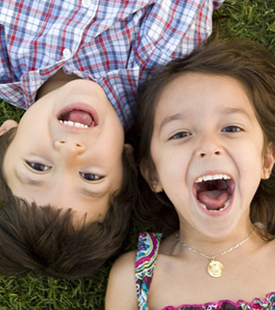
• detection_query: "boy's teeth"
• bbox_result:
[59,120,88,128]
[195,174,231,183]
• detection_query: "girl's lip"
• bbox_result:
[193,171,233,183]
[194,195,234,217]
[56,103,98,127]
[192,171,235,217]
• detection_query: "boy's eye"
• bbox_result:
[80,173,102,181]
[170,131,191,140]
[222,126,242,133]
[26,161,51,171]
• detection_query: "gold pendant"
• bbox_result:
[207,259,224,278]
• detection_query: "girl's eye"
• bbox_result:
[80,173,102,181]
[222,126,243,133]
[26,161,51,171]
[170,132,191,140]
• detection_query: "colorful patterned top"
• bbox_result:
[135,232,275,310]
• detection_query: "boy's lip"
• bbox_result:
[56,103,98,128]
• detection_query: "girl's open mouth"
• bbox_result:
[194,174,234,212]
[58,109,95,128]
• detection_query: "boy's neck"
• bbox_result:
[37,69,80,99]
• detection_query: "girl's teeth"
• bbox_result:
[199,196,231,212]
[224,198,231,208]
[196,174,231,183]
[59,120,88,128]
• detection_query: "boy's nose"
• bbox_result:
[54,140,86,156]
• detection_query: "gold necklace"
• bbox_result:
[175,228,254,278]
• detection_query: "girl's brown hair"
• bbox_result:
[136,39,275,239]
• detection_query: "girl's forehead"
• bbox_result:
[155,73,252,113]
[153,72,266,133]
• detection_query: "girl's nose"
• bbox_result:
[199,150,221,158]
[196,134,222,158]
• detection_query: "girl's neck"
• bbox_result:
[175,220,255,257]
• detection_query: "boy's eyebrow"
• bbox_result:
[16,171,44,186]
[77,186,110,198]
[16,171,110,198]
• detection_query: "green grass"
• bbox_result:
[0,272,109,309]
[212,0,275,50]
[0,0,274,308]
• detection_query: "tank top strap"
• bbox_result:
[135,232,163,310]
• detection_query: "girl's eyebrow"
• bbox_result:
[222,107,252,121]
[159,107,252,133]
[159,113,186,131]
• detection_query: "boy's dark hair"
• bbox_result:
[136,38,275,239]
[0,128,137,279]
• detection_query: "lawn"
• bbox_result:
[0,0,274,309]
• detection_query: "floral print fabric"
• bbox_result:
[135,232,275,310]
[135,232,162,310]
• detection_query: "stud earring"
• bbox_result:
[151,183,164,193]
[263,168,270,179]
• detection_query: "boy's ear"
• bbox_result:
[124,144,137,177]
[262,142,275,179]
[124,143,134,158]
[0,120,18,136]
[140,158,162,192]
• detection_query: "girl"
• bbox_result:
[106,39,275,309]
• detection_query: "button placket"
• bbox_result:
[82,0,91,8]
[63,48,72,59]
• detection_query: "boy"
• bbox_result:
[0,0,223,278]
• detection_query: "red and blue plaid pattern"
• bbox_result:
[0,0,223,131]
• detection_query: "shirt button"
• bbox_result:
[82,0,91,8]
[63,48,72,59]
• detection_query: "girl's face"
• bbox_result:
[146,73,274,240]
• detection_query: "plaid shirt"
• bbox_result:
[0,0,223,131]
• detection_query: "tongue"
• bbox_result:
[198,190,229,210]
[63,110,94,126]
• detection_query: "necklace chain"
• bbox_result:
[175,227,254,260]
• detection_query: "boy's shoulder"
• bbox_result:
[106,250,138,310]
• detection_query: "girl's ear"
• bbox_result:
[140,159,163,192]
[0,120,18,136]
[261,142,275,179]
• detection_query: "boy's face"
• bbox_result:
[3,79,125,222]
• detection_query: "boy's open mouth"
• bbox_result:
[194,174,234,212]
[58,109,95,128]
